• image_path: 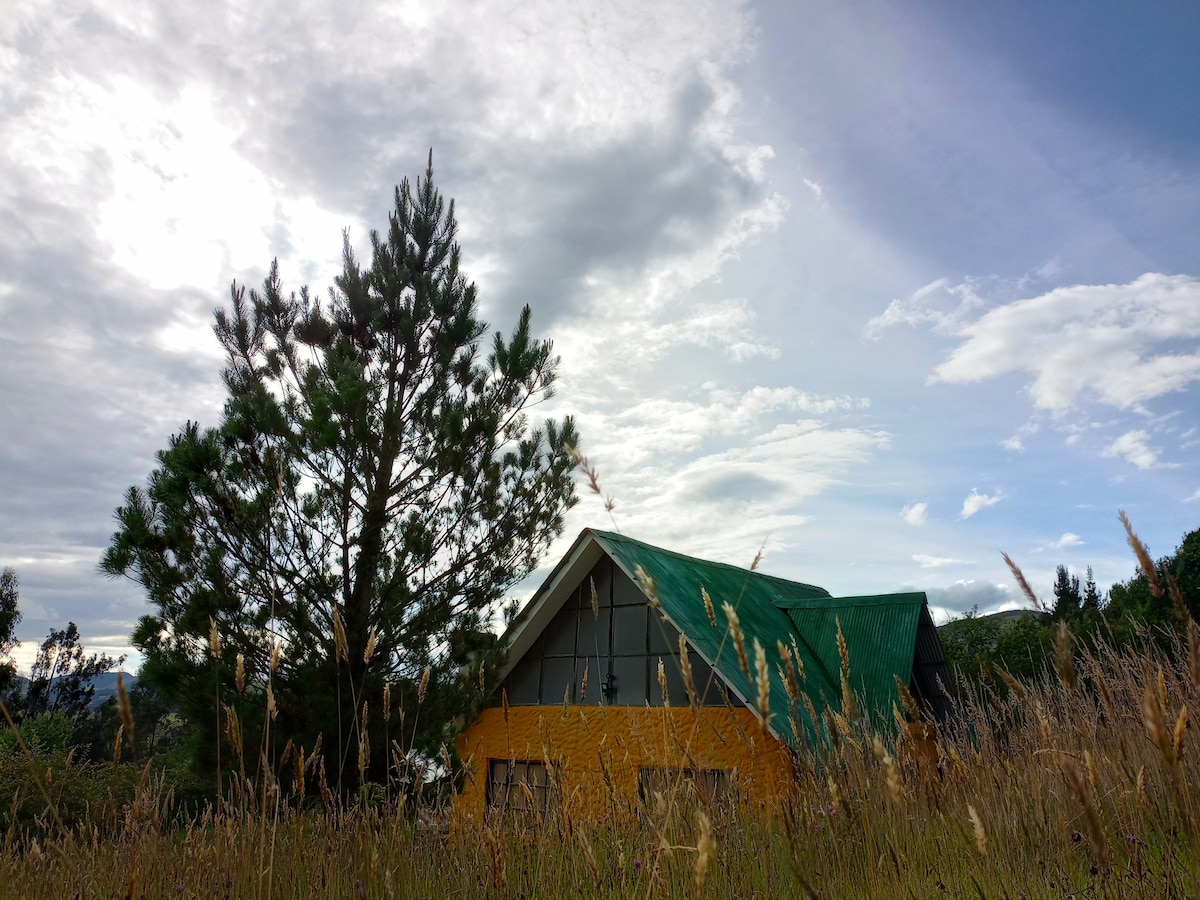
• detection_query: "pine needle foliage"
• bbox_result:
[101,156,579,783]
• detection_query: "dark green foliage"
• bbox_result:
[941,523,1200,686]
[101,159,579,786]
[0,567,19,695]
[1105,527,1200,645]
[22,622,119,720]
[1050,565,1080,622]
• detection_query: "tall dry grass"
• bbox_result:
[2,512,1200,897]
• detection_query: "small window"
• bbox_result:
[612,605,648,654]
[610,656,649,705]
[638,767,729,805]
[487,759,554,813]
[542,606,578,656]
[541,657,576,705]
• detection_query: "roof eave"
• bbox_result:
[496,529,606,684]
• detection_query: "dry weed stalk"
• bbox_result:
[1120,509,1161,598]
[1001,553,1046,612]
[753,638,771,732]
[116,672,135,750]
[1060,757,1109,868]
[679,634,698,708]
[701,585,716,628]
[1053,621,1076,695]
[723,602,749,678]
[967,804,987,857]
[694,809,715,890]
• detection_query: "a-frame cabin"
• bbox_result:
[454,529,951,820]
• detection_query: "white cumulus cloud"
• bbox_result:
[901,502,928,526]
[1103,430,1163,470]
[960,489,1003,519]
[930,274,1200,414]
[912,553,963,568]
[1045,532,1085,550]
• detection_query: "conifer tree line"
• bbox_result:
[940,524,1200,681]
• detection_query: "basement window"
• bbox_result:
[638,767,729,805]
[487,759,554,813]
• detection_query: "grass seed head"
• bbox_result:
[754,638,770,730]
[968,804,987,857]
[208,616,221,658]
[332,607,349,663]
[1002,552,1045,612]
[418,666,431,705]
[695,809,715,891]
[234,654,245,694]
[116,672,134,749]
[362,627,377,664]
[1120,510,1161,598]
[723,602,749,678]
[679,634,698,707]
[702,585,716,627]
[635,564,660,608]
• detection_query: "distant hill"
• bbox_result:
[3,672,140,709]
[938,608,1043,640]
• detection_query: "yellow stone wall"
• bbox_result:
[453,704,794,822]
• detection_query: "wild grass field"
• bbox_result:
[3,524,1200,899]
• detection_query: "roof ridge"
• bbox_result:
[587,528,831,597]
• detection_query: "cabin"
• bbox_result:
[453,529,951,821]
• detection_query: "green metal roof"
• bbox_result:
[589,530,933,748]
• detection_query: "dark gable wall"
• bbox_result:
[501,557,733,707]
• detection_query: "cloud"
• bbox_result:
[1041,532,1085,551]
[960,489,1003,519]
[928,274,1200,414]
[923,580,1013,619]
[0,0,790,657]
[1103,430,1164,470]
[1187,488,1200,503]
[912,553,964,568]
[900,502,928,526]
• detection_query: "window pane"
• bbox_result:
[542,605,577,656]
[689,652,726,707]
[506,655,541,705]
[541,657,576,705]
[613,605,648,655]
[590,558,614,608]
[610,656,648,706]
[576,659,603,704]
[647,613,680,655]
[650,654,686,706]
[576,606,611,660]
[612,566,645,606]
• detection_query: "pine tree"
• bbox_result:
[23,622,118,720]
[1081,565,1103,612]
[0,567,20,695]
[102,158,579,784]
[1051,564,1081,622]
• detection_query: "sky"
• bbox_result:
[2,0,1199,674]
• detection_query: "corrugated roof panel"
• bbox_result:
[780,593,924,722]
